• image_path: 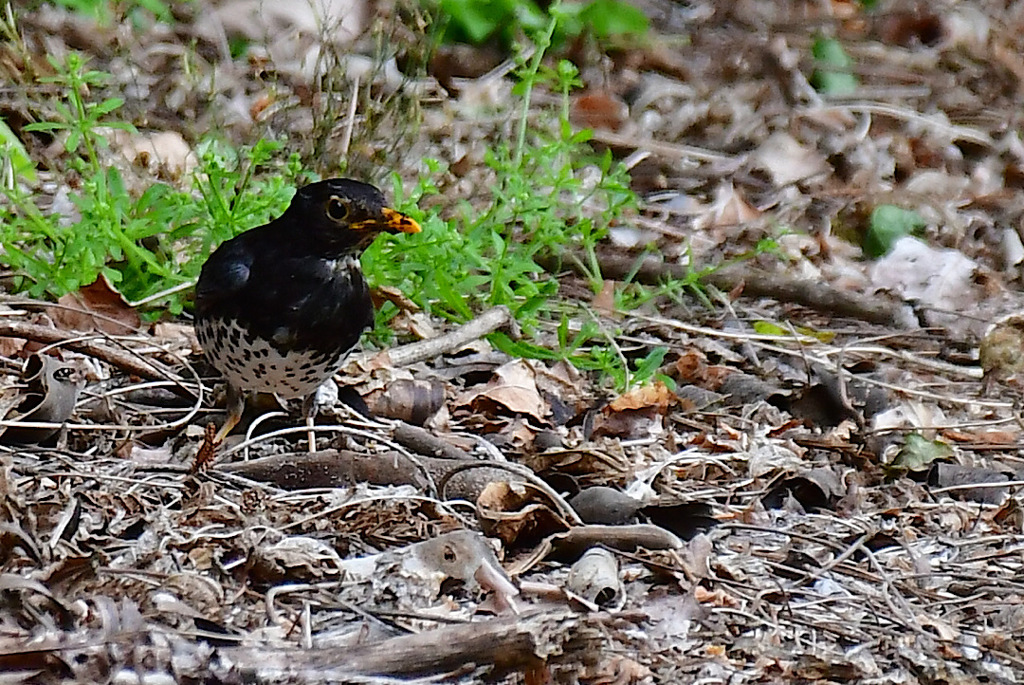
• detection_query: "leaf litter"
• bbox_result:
[2,1,1024,683]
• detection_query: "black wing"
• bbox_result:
[195,237,256,317]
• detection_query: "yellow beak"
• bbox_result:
[351,207,421,234]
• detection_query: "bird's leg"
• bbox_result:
[215,383,245,444]
[301,393,318,453]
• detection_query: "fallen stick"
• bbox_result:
[0,610,610,683]
[238,609,597,680]
[360,306,517,369]
[219,449,515,501]
[538,252,912,328]
[0,320,181,383]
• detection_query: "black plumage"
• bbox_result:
[195,178,420,444]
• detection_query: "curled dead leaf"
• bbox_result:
[0,354,86,445]
[456,359,550,422]
[477,481,569,546]
[250,536,344,583]
[107,128,198,180]
[752,131,829,186]
[694,182,760,230]
[593,381,676,439]
[363,378,446,425]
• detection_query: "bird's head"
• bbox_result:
[285,178,421,254]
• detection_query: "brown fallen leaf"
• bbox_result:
[694,586,740,607]
[581,655,651,685]
[694,182,760,230]
[591,279,617,316]
[569,91,628,132]
[151,321,200,353]
[477,481,569,546]
[592,381,677,439]
[608,381,675,412]
[363,378,447,425]
[0,333,26,359]
[673,349,733,389]
[592,406,662,440]
[941,428,1018,445]
[48,274,141,335]
[371,284,422,313]
[456,359,550,423]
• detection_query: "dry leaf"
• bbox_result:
[694,182,760,229]
[582,655,651,685]
[49,274,141,335]
[0,355,86,445]
[477,481,568,545]
[456,359,550,422]
[108,128,198,180]
[570,91,629,132]
[363,378,446,425]
[608,381,675,412]
[591,279,617,315]
[870,237,979,332]
[752,131,828,185]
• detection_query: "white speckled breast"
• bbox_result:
[196,318,346,399]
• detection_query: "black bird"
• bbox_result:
[195,179,421,446]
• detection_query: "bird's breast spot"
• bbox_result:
[201,320,345,399]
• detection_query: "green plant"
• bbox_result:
[434,0,648,48]
[374,11,633,304]
[862,204,926,258]
[49,0,172,25]
[361,3,665,390]
[5,53,170,300]
[810,35,858,96]
[0,53,305,315]
[0,119,36,184]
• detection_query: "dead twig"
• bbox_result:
[363,306,517,368]
[0,320,182,384]
[540,251,913,328]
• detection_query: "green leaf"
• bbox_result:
[65,130,82,153]
[891,433,953,471]
[441,0,511,43]
[22,121,62,133]
[752,320,789,336]
[578,0,649,38]
[489,331,561,360]
[810,36,858,95]
[633,346,668,383]
[132,0,172,21]
[93,97,125,116]
[864,205,926,258]
[0,119,36,183]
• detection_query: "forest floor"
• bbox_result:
[2,1,1024,683]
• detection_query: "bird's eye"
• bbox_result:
[326,196,349,222]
